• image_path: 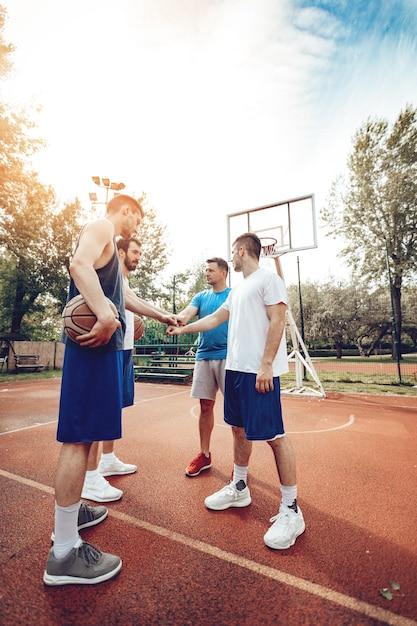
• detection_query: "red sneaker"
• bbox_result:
[186,452,212,477]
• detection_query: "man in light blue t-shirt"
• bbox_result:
[178,257,230,477]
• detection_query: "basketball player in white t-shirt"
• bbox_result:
[167,232,305,550]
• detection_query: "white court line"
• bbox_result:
[191,404,355,434]
[287,414,355,434]
[136,388,190,403]
[0,420,58,436]
[0,468,414,626]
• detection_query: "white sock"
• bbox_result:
[101,452,116,463]
[233,464,248,485]
[281,485,297,509]
[84,469,100,484]
[53,501,81,559]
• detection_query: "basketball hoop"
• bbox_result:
[260,237,278,258]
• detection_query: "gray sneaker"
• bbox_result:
[51,503,108,541]
[43,538,122,586]
[204,481,251,511]
[78,502,108,530]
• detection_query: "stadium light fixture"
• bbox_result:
[90,176,126,205]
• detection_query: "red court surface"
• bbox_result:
[1,379,416,626]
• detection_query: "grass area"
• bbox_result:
[281,371,417,396]
[0,369,62,384]
[1,360,416,396]
[312,354,417,365]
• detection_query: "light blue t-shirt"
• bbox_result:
[190,288,231,360]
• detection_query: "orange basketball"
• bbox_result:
[62,294,118,341]
[133,314,145,340]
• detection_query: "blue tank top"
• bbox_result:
[64,240,126,352]
[190,288,231,360]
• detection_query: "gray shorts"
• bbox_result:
[191,359,226,401]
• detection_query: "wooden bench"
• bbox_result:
[134,368,190,384]
[147,358,195,367]
[14,355,45,372]
[138,355,195,366]
[133,353,194,384]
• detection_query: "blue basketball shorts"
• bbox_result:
[122,349,134,408]
[224,370,285,441]
[57,346,124,443]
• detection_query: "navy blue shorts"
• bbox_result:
[57,346,124,443]
[224,370,285,441]
[122,349,134,408]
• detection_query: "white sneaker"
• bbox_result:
[204,481,251,511]
[81,474,123,503]
[263,504,305,549]
[98,456,137,477]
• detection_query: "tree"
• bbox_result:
[0,12,174,338]
[321,105,417,358]
[186,262,208,299]
[401,286,417,350]
[0,10,84,338]
[127,198,170,303]
[289,279,364,358]
[287,280,406,357]
[0,173,83,336]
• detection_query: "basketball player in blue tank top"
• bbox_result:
[44,194,170,586]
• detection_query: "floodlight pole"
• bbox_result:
[172,275,178,314]
[384,240,402,383]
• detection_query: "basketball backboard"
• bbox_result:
[227,194,317,259]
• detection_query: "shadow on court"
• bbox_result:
[0,379,416,626]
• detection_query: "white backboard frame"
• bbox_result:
[227,194,317,260]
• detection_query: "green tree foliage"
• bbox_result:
[288,279,417,357]
[288,280,363,358]
[321,104,417,358]
[128,197,170,302]
[0,10,83,337]
[402,286,417,348]
[156,262,207,314]
[0,174,84,335]
[174,262,207,313]
[0,11,173,339]
[187,262,209,300]
[136,261,206,348]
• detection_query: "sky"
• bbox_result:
[2,0,417,287]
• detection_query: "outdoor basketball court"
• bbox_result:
[1,378,416,625]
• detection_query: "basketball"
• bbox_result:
[133,314,145,340]
[62,294,118,341]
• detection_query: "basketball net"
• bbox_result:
[260,238,326,398]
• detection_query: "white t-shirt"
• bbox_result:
[123,276,134,350]
[221,267,288,377]
[124,309,134,350]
